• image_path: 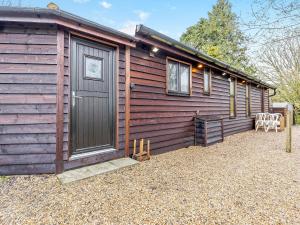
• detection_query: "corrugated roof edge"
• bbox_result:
[0,6,137,42]
[136,24,276,89]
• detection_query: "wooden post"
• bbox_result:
[147,140,150,158]
[286,110,292,153]
[55,29,65,174]
[139,139,144,154]
[204,121,208,146]
[221,119,224,142]
[133,139,136,156]
[124,46,131,156]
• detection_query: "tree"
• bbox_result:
[257,33,300,115]
[180,0,254,73]
[246,0,300,45]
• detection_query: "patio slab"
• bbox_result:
[57,158,139,184]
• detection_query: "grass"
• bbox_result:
[296,114,300,125]
[0,176,8,183]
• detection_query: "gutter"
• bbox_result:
[269,88,277,97]
[0,6,137,43]
[136,24,276,89]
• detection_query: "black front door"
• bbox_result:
[71,37,115,154]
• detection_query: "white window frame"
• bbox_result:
[203,67,211,95]
[166,57,192,96]
[245,83,251,117]
[229,77,236,118]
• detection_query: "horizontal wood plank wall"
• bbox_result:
[0,25,126,174]
[0,23,58,174]
[129,46,265,154]
[224,81,253,136]
[251,86,263,116]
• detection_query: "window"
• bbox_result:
[167,58,191,95]
[229,78,236,118]
[203,67,211,94]
[245,83,251,117]
[84,56,103,80]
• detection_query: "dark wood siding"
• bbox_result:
[118,46,126,150]
[0,24,126,174]
[63,31,70,160]
[251,85,263,116]
[264,89,269,112]
[129,46,267,154]
[0,22,269,174]
[0,24,58,174]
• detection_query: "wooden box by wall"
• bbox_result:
[279,116,285,131]
[194,116,224,146]
[271,107,287,127]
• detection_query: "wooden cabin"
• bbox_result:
[0,7,275,175]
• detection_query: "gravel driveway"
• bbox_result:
[1,127,300,224]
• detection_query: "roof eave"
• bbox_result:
[136,24,276,89]
[0,7,137,45]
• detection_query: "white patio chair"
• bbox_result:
[265,113,282,132]
[263,113,271,132]
[255,113,267,131]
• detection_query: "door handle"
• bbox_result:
[72,91,82,107]
[72,91,82,99]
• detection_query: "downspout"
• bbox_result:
[268,88,277,112]
[269,88,277,97]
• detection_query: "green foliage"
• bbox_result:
[180,0,254,74]
[0,176,8,183]
[296,114,300,125]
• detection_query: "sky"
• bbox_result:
[8,0,254,40]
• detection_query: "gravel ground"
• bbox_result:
[1,127,300,225]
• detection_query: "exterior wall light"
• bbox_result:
[152,47,159,53]
[197,64,203,69]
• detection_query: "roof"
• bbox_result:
[136,25,276,89]
[0,6,137,43]
[0,7,275,89]
[273,102,293,110]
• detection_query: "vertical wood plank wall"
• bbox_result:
[0,24,59,174]
[251,85,264,116]
[129,46,270,154]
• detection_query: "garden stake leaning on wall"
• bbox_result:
[132,139,151,161]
